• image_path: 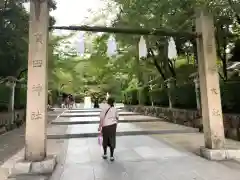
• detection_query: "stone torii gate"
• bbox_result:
[18,0,240,176]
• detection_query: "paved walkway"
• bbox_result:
[48,108,240,180]
[0,109,63,166]
[0,110,65,180]
[1,107,240,179]
[0,127,25,166]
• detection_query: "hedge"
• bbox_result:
[171,83,197,109]
[139,87,151,106]
[0,84,27,111]
[14,86,27,109]
[124,89,138,105]
[221,82,240,113]
[125,82,240,113]
[0,85,11,111]
[150,88,169,106]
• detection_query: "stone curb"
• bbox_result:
[64,108,123,113]
[65,110,101,113]
[47,129,198,139]
[60,113,141,117]
[51,119,162,125]
[8,175,48,180]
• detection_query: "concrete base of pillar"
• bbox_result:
[200,147,240,160]
[8,155,57,179]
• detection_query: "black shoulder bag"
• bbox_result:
[104,107,111,119]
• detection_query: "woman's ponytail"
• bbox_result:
[107,97,115,107]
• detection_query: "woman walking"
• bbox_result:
[98,97,119,161]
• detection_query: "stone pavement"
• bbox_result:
[47,108,240,180]
[0,109,64,166]
[0,127,25,166]
[0,109,65,180]
[48,110,197,139]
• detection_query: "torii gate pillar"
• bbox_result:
[195,10,240,160]
[25,0,49,162]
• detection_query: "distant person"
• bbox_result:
[98,97,119,161]
[69,95,74,109]
[94,99,99,108]
[65,96,70,108]
[15,114,22,128]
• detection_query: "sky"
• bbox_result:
[24,0,117,54]
[25,0,107,26]
[52,0,107,26]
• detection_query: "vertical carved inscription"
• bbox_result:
[32,84,43,96]
[31,110,43,120]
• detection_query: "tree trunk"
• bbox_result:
[222,58,228,80]
[148,48,166,80]
[192,39,198,67]
[162,40,170,78]
[136,44,143,104]
[186,52,190,64]
[216,25,228,80]
[168,59,176,79]
[167,79,175,109]
[222,31,228,80]
[192,26,198,67]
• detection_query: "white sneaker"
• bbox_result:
[110,156,115,161]
[102,154,107,159]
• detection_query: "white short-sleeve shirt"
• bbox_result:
[100,104,119,127]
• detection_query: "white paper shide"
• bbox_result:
[168,37,178,59]
[138,36,147,59]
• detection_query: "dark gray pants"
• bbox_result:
[102,123,117,149]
